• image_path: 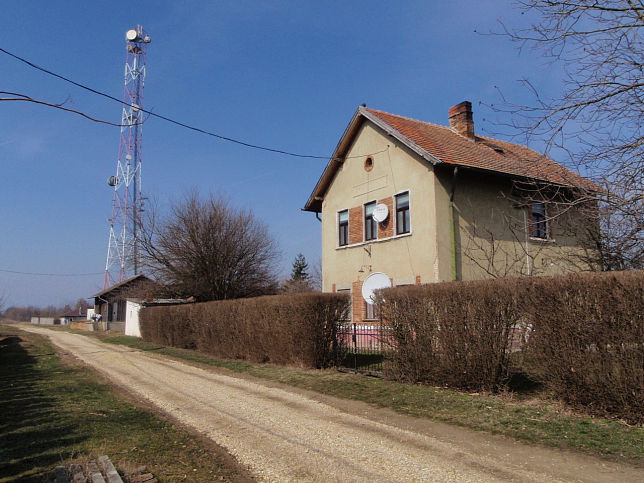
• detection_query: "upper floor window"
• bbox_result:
[396,191,410,234]
[364,201,377,240]
[531,202,549,239]
[338,210,349,246]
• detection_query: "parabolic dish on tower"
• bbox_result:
[361,272,392,304]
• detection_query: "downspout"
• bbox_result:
[523,209,531,275]
[315,211,322,222]
[450,167,459,281]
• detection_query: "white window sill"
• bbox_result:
[336,231,412,250]
[529,236,555,243]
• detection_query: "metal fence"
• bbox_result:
[335,323,391,374]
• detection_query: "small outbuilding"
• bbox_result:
[91,274,158,331]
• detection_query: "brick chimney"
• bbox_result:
[448,101,475,140]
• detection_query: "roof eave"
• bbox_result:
[91,273,149,298]
[303,108,365,212]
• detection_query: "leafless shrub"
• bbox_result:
[522,270,644,424]
[380,271,644,423]
[380,279,521,391]
[139,292,349,368]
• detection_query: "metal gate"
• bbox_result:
[334,323,390,374]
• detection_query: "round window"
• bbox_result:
[364,157,374,172]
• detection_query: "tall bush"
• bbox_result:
[140,292,349,369]
[379,271,644,424]
[380,278,521,391]
[522,271,644,424]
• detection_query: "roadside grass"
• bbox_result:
[93,332,644,465]
[0,326,252,482]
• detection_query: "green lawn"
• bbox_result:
[0,326,252,482]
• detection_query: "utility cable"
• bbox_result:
[0,268,103,277]
[0,91,144,127]
[0,46,385,161]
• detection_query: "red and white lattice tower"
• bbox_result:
[104,26,151,288]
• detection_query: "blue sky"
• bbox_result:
[0,1,563,307]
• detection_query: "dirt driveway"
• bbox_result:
[23,327,642,482]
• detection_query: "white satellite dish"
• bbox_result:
[126,29,139,41]
[373,203,389,223]
[362,272,392,304]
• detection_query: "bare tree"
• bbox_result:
[461,187,601,278]
[493,1,643,270]
[137,190,280,301]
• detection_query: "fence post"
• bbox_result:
[353,322,357,371]
[332,320,338,367]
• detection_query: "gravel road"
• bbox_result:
[23,327,643,482]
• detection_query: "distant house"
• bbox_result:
[303,101,599,323]
[124,298,194,337]
[58,313,87,325]
[91,274,157,331]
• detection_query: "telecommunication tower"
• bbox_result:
[104,25,151,288]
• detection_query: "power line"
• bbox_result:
[0,46,383,161]
[0,268,103,277]
[0,91,144,127]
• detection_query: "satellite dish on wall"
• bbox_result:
[362,272,392,304]
[373,203,389,223]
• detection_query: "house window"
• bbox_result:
[531,202,549,239]
[337,288,351,320]
[395,191,410,234]
[338,210,349,246]
[365,301,379,320]
[364,201,377,240]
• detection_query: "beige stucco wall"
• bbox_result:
[435,168,598,280]
[321,122,440,292]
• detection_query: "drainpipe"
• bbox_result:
[523,209,531,275]
[315,212,322,222]
[450,167,459,281]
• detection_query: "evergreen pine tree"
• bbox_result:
[290,253,310,282]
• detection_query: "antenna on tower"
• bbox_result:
[104,25,150,289]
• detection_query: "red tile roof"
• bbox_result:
[303,106,598,212]
[364,108,597,191]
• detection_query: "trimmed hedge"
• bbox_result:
[140,292,349,369]
[379,278,520,391]
[379,271,644,424]
[521,271,644,424]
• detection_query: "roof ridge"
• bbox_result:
[364,107,447,131]
[366,107,550,158]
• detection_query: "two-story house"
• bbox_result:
[303,101,598,323]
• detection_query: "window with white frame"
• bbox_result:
[395,191,410,234]
[531,202,549,239]
[364,201,377,241]
[338,209,349,246]
[337,288,351,320]
[365,300,379,320]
